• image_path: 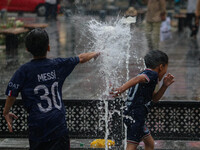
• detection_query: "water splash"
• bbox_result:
[88,18,132,94]
[87,18,133,149]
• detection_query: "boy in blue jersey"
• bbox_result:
[112,50,175,150]
[3,28,100,150]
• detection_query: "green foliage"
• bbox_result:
[0,35,5,45]
[0,17,25,45]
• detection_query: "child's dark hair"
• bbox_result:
[25,28,49,57]
[144,50,168,69]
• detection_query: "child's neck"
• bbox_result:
[33,56,47,60]
[146,68,159,73]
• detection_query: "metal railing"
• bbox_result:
[1,99,200,143]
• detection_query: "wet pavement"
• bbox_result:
[1,138,200,150]
[1,13,200,150]
[1,13,200,101]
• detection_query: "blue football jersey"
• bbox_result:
[126,69,158,110]
[5,57,79,142]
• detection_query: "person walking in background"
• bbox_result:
[129,0,136,7]
[196,0,200,17]
[174,0,181,13]
[53,0,61,20]
[145,0,166,50]
[186,0,199,39]
[45,0,57,21]
[196,0,200,33]
[0,0,12,21]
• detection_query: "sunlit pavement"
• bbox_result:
[1,13,200,149]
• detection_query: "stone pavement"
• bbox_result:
[0,138,200,150]
[0,138,108,150]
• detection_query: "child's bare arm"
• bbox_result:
[78,52,100,63]
[3,96,18,132]
[112,74,147,96]
[152,73,175,102]
[3,96,16,116]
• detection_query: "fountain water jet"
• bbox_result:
[87,18,135,149]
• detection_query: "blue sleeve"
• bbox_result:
[55,57,80,77]
[63,57,80,66]
[142,70,158,83]
[5,67,26,97]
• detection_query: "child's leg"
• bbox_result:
[126,142,138,150]
[143,135,154,150]
[124,108,147,150]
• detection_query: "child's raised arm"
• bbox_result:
[78,52,100,63]
[111,74,148,97]
[152,73,174,102]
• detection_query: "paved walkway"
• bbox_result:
[0,138,200,150]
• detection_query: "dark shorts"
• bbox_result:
[29,134,70,150]
[124,106,150,145]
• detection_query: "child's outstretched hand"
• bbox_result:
[110,88,121,97]
[94,52,100,60]
[163,73,175,87]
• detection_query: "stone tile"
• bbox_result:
[0,138,29,149]
[1,138,200,150]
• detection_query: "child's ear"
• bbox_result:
[159,64,164,71]
[47,45,50,52]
